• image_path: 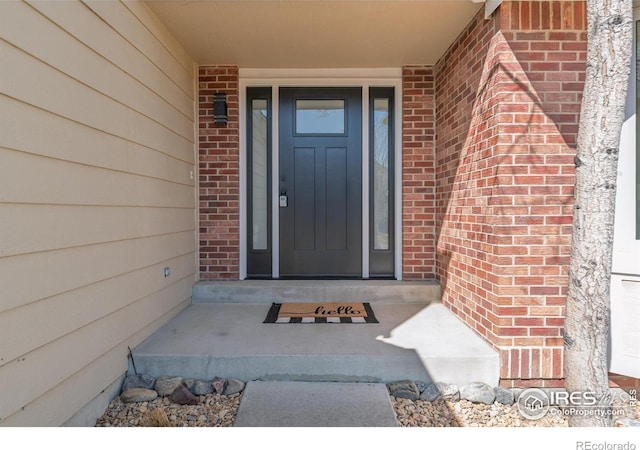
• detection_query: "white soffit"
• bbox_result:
[143,1,484,68]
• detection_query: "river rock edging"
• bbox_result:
[387,380,515,405]
[120,373,245,405]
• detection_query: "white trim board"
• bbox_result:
[240,68,403,80]
[608,7,640,379]
[612,8,640,276]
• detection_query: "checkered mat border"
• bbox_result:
[263,302,379,324]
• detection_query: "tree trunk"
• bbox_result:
[564,0,633,427]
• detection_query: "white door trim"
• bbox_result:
[612,9,640,276]
[609,8,640,378]
[239,69,403,279]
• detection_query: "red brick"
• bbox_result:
[510,1,520,29]
[198,66,240,280]
[531,327,562,336]
[531,1,541,30]
[552,2,562,29]
[403,66,436,279]
[366,2,582,385]
[520,348,531,377]
[514,317,544,327]
[510,349,520,378]
[520,1,530,29]
[531,348,541,378]
[552,348,564,378]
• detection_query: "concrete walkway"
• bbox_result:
[234,381,398,427]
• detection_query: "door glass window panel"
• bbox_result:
[373,98,390,250]
[252,99,268,250]
[296,99,345,134]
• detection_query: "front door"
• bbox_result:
[279,87,362,277]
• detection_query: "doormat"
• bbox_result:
[263,302,379,324]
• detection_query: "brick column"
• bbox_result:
[492,0,586,386]
[434,1,586,386]
[402,66,437,279]
[198,66,240,279]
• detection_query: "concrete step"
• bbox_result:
[234,381,398,427]
[192,279,441,304]
[130,302,499,387]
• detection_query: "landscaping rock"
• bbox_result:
[120,388,158,403]
[212,377,227,395]
[511,388,524,403]
[460,382,496,405]
[193,380,215,396]
[414,381,428,393]
[183,378,197,393]
[155,376,184,397]
[420,382,459,402]
[494,387,515,405]
[420,383,442,402]
[439,383,460,401]
[170,384,199,405]
[122,374,156,391]
[223,379,245,396]
[387,380,420,401]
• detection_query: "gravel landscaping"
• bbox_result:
[392,397,640,427]
[96,392,242,427]
[95,375,639,427]
[391,397,568,427]
[95,393,638,428]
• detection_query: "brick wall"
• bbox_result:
[435,1,586,386]
[434,7,500,357]
[402,67,437,279]
[198,66,240,279]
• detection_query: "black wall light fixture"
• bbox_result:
[213,93,228,125]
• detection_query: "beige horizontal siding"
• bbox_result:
[25,0,194,118]
[1,230,195,327]
[0,0,196,426]
[1,1,194,141]
[1,204,194,258]
[121,0,195,76]
[0,40,192,163]
[0,96,194,182]
[0,253,195,366]
[0,148,194,207]
[82,0,194,90]
[0,299,188,426]
[1,293,192,425]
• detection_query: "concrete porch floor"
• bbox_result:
[130,281,499,386]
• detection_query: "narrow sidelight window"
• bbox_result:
[247,88,272,276]
[369,87,395,277]
[373,97,390,250]
[252,99,269,250]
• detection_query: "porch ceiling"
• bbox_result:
[144,0,484,68]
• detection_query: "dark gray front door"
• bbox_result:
[279,87,362,277]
